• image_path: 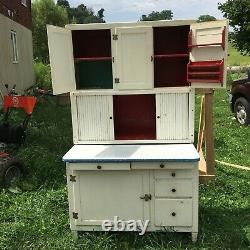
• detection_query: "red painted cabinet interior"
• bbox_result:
[153,26,190,87]
[113,95,156,140]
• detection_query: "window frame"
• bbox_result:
[11,30,18,64]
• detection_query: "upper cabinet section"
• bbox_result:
[113,27,153,90]
[47,20,228,94]
[187,20,228,88]
[47,25,76,95]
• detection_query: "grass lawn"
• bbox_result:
[0,90,249,250]
[228,43,250,66]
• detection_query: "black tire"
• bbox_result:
[234,97,250,125]
[0,157,23,188]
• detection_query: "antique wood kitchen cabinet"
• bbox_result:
[47,19,228,242]
[63,144,199,242]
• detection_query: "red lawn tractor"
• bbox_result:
[0,85,36,188]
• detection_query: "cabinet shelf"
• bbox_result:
[154,54,189,59]
[187,60,224,85]
[75,57,112,62]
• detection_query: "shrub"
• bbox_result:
[34,62,52,89]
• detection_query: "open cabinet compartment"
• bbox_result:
[153,26,190,88]
[187,60,224,84]
[72,29,113,89]
[113,94,156,140]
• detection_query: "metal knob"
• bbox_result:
[171,172,176,177]
[160,164,165,168]
[172,188,176,193]
[171,212,176,217]
[97,165,102,170]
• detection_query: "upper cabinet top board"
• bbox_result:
[47,20,228,95]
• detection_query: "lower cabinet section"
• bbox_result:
[66,161,199,241]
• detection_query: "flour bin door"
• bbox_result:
[47,25,76,95]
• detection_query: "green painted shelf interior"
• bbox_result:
[75,60,113,89]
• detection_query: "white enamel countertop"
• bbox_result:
[63,144,199,163]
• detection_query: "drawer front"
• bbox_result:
[154,169,193,179]
[131,162,194,171]
[155,179,193,198]
[155,199,192,227]
[69,162,131,171]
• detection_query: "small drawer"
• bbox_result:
[131,162,194,170]
[155,199,192,227]
[154,169,193,179]
[155,179,193,198]
[69,162,131,171]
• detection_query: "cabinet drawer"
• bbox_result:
[154,169,193,179]
[155,199,192,227]
[155,179,193,198]
[131,162,194,170]
[69,162,131,171]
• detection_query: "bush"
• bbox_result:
[34,62,52,89]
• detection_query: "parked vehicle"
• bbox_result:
[229,70,250,125]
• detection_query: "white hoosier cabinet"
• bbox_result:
[47,19,228,242]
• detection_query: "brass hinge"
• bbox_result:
[113,34,118,40]
[72,212,78,219]
[115,78,120,84]
[70,175,76,182]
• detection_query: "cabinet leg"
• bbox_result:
[72,230,79,241]
[191,232,198,243]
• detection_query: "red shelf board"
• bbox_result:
[75,57,112,62]
[188,71,220,76]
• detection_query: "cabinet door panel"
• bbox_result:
[73,170,149,226]
[47,25,76,95]
[156,93,190,140]
[75,95,114,142]
[114,27,153,90]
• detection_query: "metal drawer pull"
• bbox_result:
[171,212,176,217]
[97,165,102,170]
[140,194,152,201]
[160,164,165,168]
[171,172,176,177]
[171,188,176,193]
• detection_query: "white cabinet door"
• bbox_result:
[156,93,190,141]
[113,27,153,90]
[71,170,149,226]
[72,94,114,143]
[47,25,76,95]
[188,20,228,88]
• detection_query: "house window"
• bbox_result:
[21,0,27,7]
[11,31,18,63]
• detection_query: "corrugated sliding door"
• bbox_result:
[156,93,190,140]
[74,95,114,142]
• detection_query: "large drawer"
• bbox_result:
[155,179,193,198]
[131,162,195,170]
[154,199,192,227]
[68,162,131,171]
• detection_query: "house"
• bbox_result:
[0,0,34,98]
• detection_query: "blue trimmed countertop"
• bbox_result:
[63,144,200,163]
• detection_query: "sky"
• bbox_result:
[67,0,227,22]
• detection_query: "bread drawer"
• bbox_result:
[155,199,192,227]
[155,179,193,198]
[131,162,194,170]
[154,169,193,179]
[68,162,131,171]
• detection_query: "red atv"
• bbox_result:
[0,84,36,187]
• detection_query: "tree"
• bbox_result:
[140,10,173,21]
[57,1,105,24]
[32,0,68,62]
[197,15,216,22]
[218,0,250,55]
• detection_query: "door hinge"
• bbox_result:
[140,194,152,201]
[70,175,76,182]
[113,34,118,40]
[72,212,78,219]
[115,78,120,84]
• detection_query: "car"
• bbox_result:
[229,70,250,125]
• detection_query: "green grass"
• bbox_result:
[0,92,249,249]
[228,43,250,66]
